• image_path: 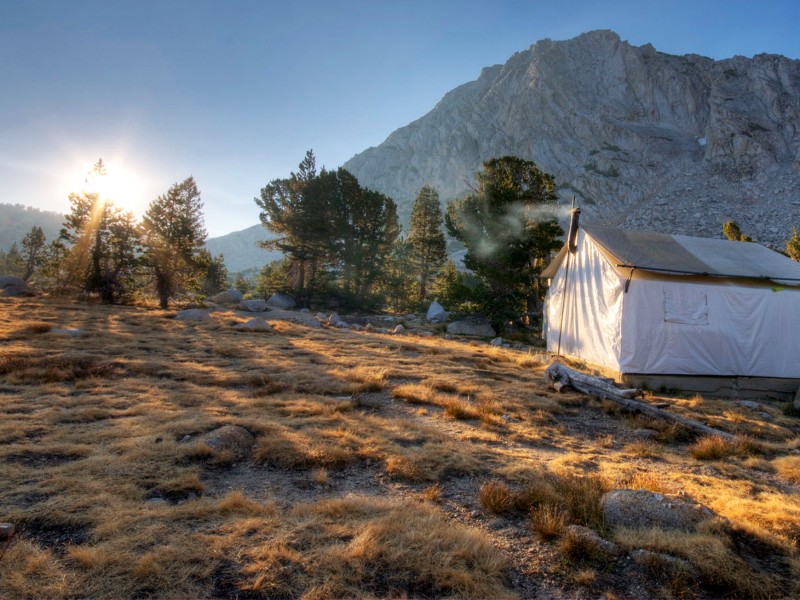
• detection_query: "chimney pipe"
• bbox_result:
[567,203,581,254]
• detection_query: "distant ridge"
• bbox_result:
[344,30,800,244]
[205,224,281,273]
[0,203,63,250]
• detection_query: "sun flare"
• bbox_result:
[83,162,147,214]
[60,158,149,215]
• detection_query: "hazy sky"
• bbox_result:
[2,0,799,237]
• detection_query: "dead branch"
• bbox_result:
[545,363,734,440]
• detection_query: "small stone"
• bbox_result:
[0,523,15,541]
[792,386,800,410]
[266,292,295,310]
[758,411,774,421]
[489,337,503,346]
[565,525,621,556]
[328,313,342,326]
[146,498,169,506]
[364,323,374,332]
[393,324,405,334]
[632,428,658,440]
[417,330,434,337]
[233,318,274,331]
[208,289,243,304]
[239,299,268,312]
[51,328,82,337]
[180,435,192,443]
[737,400,761,410]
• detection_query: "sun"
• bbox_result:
[85,162,148,214]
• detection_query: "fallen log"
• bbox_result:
[544,363,733,440]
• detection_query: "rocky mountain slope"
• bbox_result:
[344,30,800,246]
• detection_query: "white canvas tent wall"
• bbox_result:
[543,226,800,390]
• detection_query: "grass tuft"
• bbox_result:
[689,435,762,460]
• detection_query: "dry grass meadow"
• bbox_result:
[1,296,800,599]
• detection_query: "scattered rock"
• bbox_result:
[50,328,82,337]
[417,330,433,337]
[602,489,721,532]
[565,525,621,556]
[446,320,496,338]
[758,411,774,421]
[794,386,800,410]
[180,435,192,443]
[239,299,268,312]
[194,425,255,459]
[364,323,374,332]
[737,400,761,410]
[0,275,35,297]
[489,337,503,346]
[315,312,328,323]
[175,309,211,321]
[328,313,342,326]
[233,318,274,331]
[208,289,243,304]
[393,324,405,334]
[0,523,14,541]
[145,498,169,507]
[299,308,310,313]
[426,301,449,323]
[266,293,295,310]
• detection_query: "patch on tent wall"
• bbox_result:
[663,287,708,325]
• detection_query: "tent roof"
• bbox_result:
[541,226,800,284]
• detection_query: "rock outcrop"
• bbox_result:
[344,30,800,246]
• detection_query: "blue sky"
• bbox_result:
[2,0,799,236]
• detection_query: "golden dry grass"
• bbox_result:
[0,297,799,599]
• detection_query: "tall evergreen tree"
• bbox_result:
[446,156,563,330]
[57,159,142,303]
[142,177,207,308]
[196,249,229,296]
[330,169,400,298]
[0,243,24,277]
[408,185,447,301]
[255,150,332,306]
[21,226,47,281]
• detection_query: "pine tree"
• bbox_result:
[196,250,229,296]
[408,185,446,302]
[58,160,142,303]
[21,226,47,280]
[142,177,207,308]
[330,169,400,299]
[255,150,332,306]
[445,156,563,331]
[0,243,24,277]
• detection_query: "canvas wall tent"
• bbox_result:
[542,225,800,397]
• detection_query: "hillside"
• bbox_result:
[344,30,800,244]
[1,296,799,598]
[0,204,63,250]
[205,224,281,273]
